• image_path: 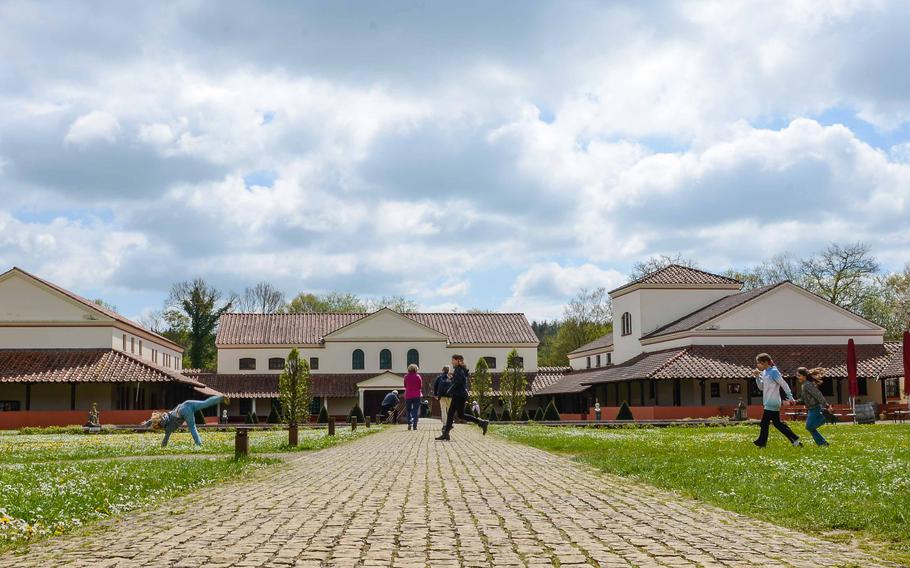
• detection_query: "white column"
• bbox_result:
[359,389,365,412]
[251,398,257,415]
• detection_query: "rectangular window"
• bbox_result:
[138,340,143,357]
[268,357,285,370]
[483,356,496,369]
[122,334,127,350]
[309,357,319,370]
[239,358,257,370]
[710,383,720,398]
[596,354,601,368]
[152,349,157,363]
[606,353,612,365]
[586,356,591,369]
[130,337,135,354]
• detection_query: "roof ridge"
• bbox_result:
[610,263,742,294]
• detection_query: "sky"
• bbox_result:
[1,0,909,322]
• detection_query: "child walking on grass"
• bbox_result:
[753,353,801,448]
[795,367,832,446]
[142,395,226,447]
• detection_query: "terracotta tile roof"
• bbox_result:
[642,283,783,339]
[610,264,741,295]
[650,343,899,380]
[0,349,206,388]
[2,267,184,352]
[534,368,602,395]
[878,344,905,379]
[216,312,539,345]
[568,333,614,355]
[580,349,688,385]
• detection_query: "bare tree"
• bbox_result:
[237,282,286,313]
[630,253,699,280]
[564,287,612,325]
[725,254,802,290]
[365,295,418,313]
[138,309,166,333]
[800,242,880,312]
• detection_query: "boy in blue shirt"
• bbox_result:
[753,353,802,448]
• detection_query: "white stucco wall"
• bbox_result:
[0,273,99,322]
[109,329,183,369]
[0,326,113,349]
[568,350,612,371]
[638,288,738,336]
[611,291,642,364]
[217,343,538,374]
[711,285,882,333]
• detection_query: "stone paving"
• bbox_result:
[0,420,893,568]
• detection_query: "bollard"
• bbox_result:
[374,414,380,425]
[234,428,249,458]
[328,417,335,436]
[288,423,299,447]
[351,417,357,432]
[365,416,371,428]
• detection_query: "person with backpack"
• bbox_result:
[753,353,801,448]
[795,366,832,446]
[436,354,488,440]
[433,366,453,433]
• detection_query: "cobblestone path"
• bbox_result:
[0,420,892,567]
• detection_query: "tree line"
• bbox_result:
[534,244,910,367]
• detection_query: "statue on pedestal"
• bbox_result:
[85,403,100,428]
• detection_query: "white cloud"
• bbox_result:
[500,263,626,321]
[64,111,120,145]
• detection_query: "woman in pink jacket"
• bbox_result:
[403,364,424,431]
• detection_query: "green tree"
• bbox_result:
[366,295,418,313]
[546,288,613,366]
[282,292,367,313]
[92,298,118,313]
[863,265,910,339]
[499,349,528,420]
[167,279,234,369]
[279,348,313,427]
[471,357,494,418]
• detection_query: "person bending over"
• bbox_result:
[143,395,225,447]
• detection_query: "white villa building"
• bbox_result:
[539,265,904,418]
[194,308,543,420]
[0,267,211,427]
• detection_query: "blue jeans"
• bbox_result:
[405,398,421,428]
[178,396,223,446]
[805,407,828,446]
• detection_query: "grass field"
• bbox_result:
[496,422,910,565]
[0,426,381,551]
[0,426,381,463]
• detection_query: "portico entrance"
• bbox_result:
[357,371,404,420]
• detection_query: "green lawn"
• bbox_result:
[0,426,382,551]
[496,423,910,565]
[0,426,381,463]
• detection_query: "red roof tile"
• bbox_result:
[0,349,205,387]
[878,344,905,379]
[610,264,741,295]
[216,312,539,345]
[2,267,184,352]
[568,333,614,355]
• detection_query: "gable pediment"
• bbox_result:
[703,283,882,333]
[0,271,111,323]
[356,371,405,389]
[323,308,448,341]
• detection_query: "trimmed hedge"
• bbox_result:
[543,399,560,421]
[317,405,329,424]
[487,408,499,422]
[500,408,512,422]
[348,404,365,423]
[616,401,634,421]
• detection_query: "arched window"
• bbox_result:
[379,349,392,370]
[621,312,632,336]
[483,356,496,369]
[407,349,419,367]
[352,349,365,370]
[268,357,285,370]
[239,357,256,370]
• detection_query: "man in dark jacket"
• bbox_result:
[380,390,399,423]
[433,366,452,433]
[436,355,488,440]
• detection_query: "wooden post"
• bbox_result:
[351,417,357,432]
[654,380,660,406]
[70,383,77,410]
[639,379,645,406]
[699,380,706,406]
[328,417,335,436]
[881,378,887,404]
[288,423,299,447]
[365,416,371,428]
[674,379,681,407]
[25,383,31,411]
[234,429,249,458]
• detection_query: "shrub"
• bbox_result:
[616,401,634,421]
[500,407,512,422]
[487,408,499,422]
[543,399,560,421]
[267,404,280,424]
[534,407,544,421]
[317,405,329,424]
[245,411,259,424]
[520,409,531,421]
[348,404,365,423]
